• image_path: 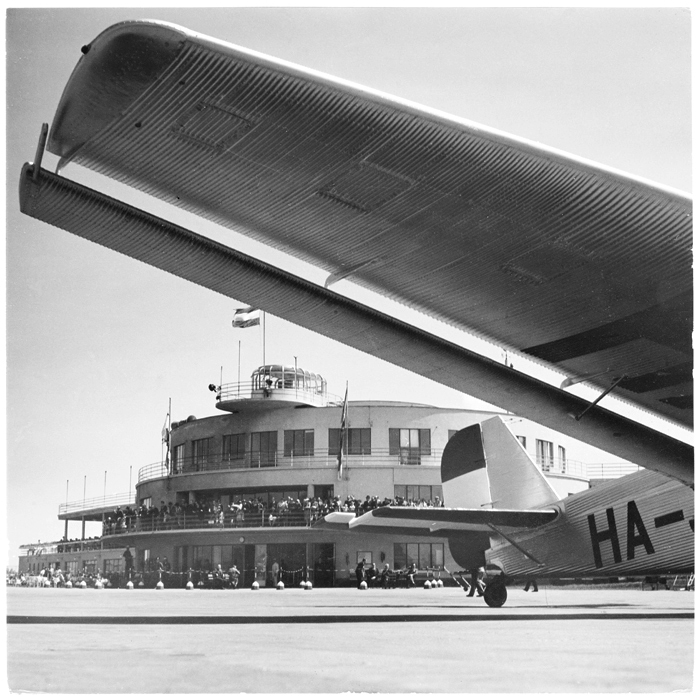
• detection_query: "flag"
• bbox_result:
[232,307,261,328]
[337,384,348,481]
[161,413,170,446]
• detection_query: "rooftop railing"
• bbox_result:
[58,491,136,516]
[214,379,343,408]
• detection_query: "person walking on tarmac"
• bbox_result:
[355,558,366,589]
[466,567,486,597]
[523,578,539,592]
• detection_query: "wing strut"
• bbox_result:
[574,375,627,422]
[487,523,546,567]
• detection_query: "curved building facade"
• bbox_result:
[20,364,635,587]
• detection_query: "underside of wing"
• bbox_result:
[42,21,693,431]
[318,506,558,536]
[18,165,693,485]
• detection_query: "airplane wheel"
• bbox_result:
[483,581,507,608]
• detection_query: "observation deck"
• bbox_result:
[210,365,342,413]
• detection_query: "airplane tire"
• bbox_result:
[483,581,507,608]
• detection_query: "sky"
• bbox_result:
[5,6,692,567]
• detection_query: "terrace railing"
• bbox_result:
[138,450,641,485]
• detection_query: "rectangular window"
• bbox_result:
[66,561,79,575]
[140,496,152,509]
[536,439,554,471]
[284,429,314,457]
[173,444,185,474]
[103,559,124,574]
[328,428,371,455]
[222,433,246,461]
[192,545,213,570]
[251,431,277,467]
[517,436,527,449]
[192,437,212,471]
[558,445,567,473]
[389,428,431,465]
[83,560,96,574]
[357,551,372,564]
[393,543,444,570]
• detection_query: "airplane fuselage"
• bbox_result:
[487,469,694,578]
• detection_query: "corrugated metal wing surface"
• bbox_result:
[18,165,693,484]
[45,21,693,427]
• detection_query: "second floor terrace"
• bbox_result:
[138,447,641,485]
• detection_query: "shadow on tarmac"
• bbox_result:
[7,610,693,624]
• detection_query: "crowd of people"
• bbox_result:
[102,493,445,534]
[7,566,110,588]
[56,536,101,553]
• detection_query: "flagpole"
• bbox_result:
[262,311,266,368]
[237,340,241,397]
[167,398,172,473]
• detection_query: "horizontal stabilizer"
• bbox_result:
[316,505,557,535]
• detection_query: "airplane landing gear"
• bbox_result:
[483,576,508,608]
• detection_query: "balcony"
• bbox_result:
[102,509,317,536]
[137,450,641,485]
[138,448,444,483]
[58,491,137,520]
[212,365,343,412]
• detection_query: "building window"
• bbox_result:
[192,437,212,471]
[284,429,314,457]
[328,428,371,455]
[393,543,444,570]
[192,545,213,570]
[103,559,124,574]
[357,551,373,564]
[173,444,185,473]
[251,431,278,467]
[66,561,79,575]
[536,439,554,471]
[394,484,442,505]
[140,496,152,509]
[389,428,431,465]
[83,560,96,574]
[558,445,567,473]
[222,433,246,461]
[517,436,527,449]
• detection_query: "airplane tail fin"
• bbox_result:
[441,416,559,510]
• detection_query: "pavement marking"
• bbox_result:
[7,612,693,624]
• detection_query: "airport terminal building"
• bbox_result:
[19,363,636,587]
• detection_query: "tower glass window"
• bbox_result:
[192,437,212,471]
[389,428,431,465]
[251,431,278,467]
[283,429,314,457]
[222,433,246,461]
[328,428,371,455]
[536,439,554,471]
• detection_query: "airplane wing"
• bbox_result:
[318,506,558,536]
[19,20,693,481]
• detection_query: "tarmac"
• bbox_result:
[6,585,694,693]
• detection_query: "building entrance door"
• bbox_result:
[312,543,335,587]
[267,543,306,587]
